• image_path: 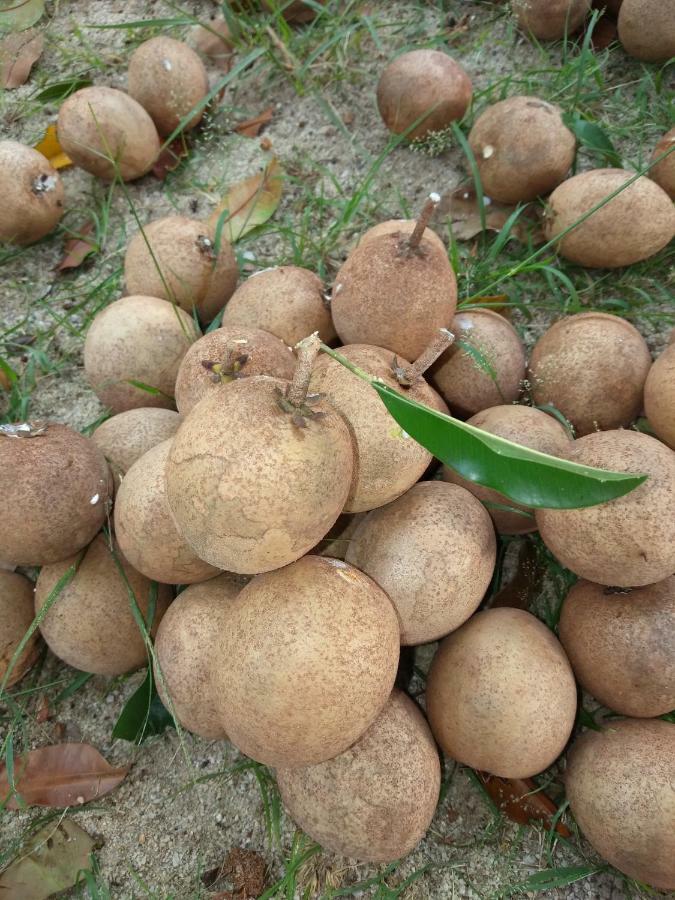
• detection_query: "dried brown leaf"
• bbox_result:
[208,157,283,243]
[0,28,44,89]
[58,221,97,272]
[152,136,190,180]
[491,540,545,610]
[235,106,273,138]
[202,847,267,899]
[477,772,571,837]
[438,184,544,244]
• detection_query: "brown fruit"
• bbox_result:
[0,142,64,245]
[565,719,675,890]
[57,86,160,181]
[427,608,577,778]
[212,555,400,767]
[174,326,295,416]
[430,308,526,417]
[376,50,472,141]
[277,690,440,863]
[618,0,675,61]
[84,295,199,413]
[124,216,238,321]
[128,37,208,136]
[468,96,576,203]
[0,572,41,688]
[154,573,248,738]
[644,342,675,449]
[220,266,335,346]
[512,0,591,39]
[114,440,220,585]
[528,312,652,436]
[190,16,234,70]
[0,423,112,567]
[544,168,675,268]
[346,481,495,645]
[559,577,675,717]
[35,535,171,676]
[358,219,445,253]
[536,430,675,587]
[92,407,181,486]
[649,127,675,202]
[442,404,572,534]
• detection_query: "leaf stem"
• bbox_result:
[319,343,375,384]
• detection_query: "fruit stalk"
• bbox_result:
[407,192,441,251]
[394,328,455,386]
[286,333,322,407]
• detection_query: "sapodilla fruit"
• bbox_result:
[644,341,675,449]
[0,572,41,688]
[165,336,355,574]
[0,142,64,245]
[512,0,591,39]
[617,0,675,62]
[649,127,675,200]
[358,219,445,253]
[92,407,181,485]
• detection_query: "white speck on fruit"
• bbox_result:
[429,191,441,203]
[90,494,100,505]
[483,145,494,159]
[162,58,172,71]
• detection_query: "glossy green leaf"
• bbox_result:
[565,114,621,167]
[372,383,646,509]
[112,667,174,744]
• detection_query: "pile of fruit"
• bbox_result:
[1,0,674,892]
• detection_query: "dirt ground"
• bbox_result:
[1,1,673,897]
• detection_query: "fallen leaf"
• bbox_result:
[0,28,44,89]
[202,848,267,899]
[438,184,544,244]
[152,135,190,180]
[112,666,174,744]
[477,772,571,837]
[491,539,545,610]
[234,106,273,138]
[34,123,72,169]
[36,694,51,723]
[0,743,128,809]
[190,16,234,72]
[0,0,45,31]
[208,157,283,243]
[0,817,96,899]
[58,221,97,271]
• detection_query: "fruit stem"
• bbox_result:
[407,192,441,251]
[393,329,455,386]
[319,343,376,385]
[286,333,322,406]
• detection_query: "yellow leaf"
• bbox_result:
[208,157,283,243]
[34,123,72,169]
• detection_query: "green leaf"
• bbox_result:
[209,157,283,244]
[565,115,622,167]
[498,865,603,897]
[112,667,174,744]
[372,384,646,509]
[124,379,171,398]
[34,76,91,102]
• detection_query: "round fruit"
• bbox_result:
[359,219,446,253]
[528,312,651,436]
[128,37,208,136]
[468,96,575,203]
[124,216,238,321]
[430,308,526,417]
[566,719,675,890]
[0,423,112,567]
[544,168,675,268]
[442,404,572,534]
[114,440,220,585]
[0,141,64,245]
[220,266,335,346]
[376,50,472,141]
[92,408,181,486]
[174,326,295,416]
[618,0,675,61]
[57,86,160,181]
[190,16,234,70]
[84,295,199,413]
[649,127,675,200]
[427,608,577,778]
[277,690,440,862]
[212,555,400,767]
[644,342,675,449]
[35,535,171,676]
[154,573,248,738]
[536,430,675,587]
[346,482,495,644]
[0,572,40,688]
[559,577,675,717]
[512,0,591,39]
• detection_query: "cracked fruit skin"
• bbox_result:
[165,376,355,574]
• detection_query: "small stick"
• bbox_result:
[407,192,441,251]
[286,333,321,407]
[393,329,455,386]
[265,25,297,72]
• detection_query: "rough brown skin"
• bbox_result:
[127,37,208,136]
[35,535,171,677]
[559,577,675,717]
[649,127,675,200]
[565,719,675,890]
[154,573,248,739]
[442,405,572,534]
[212,555,400,767]
[124,216,238,321]
[358,219,445,253]
[309,344,446,513]
[512,0,591,39]
[644,342,675,450]
[83,295,199,413]
[331,232,457,361]
[618,0,675,61]
[528,312,652,436]
[276,690,440,863]
[114,440,220,585]
[92,407,181,485]
[174,326,295,416]
[426,608,577,778]
[165,376,355,574]
[376,50,472,142]
[430,308,526,417]
[57,86,160,182]
[544,169,675,268]
[0,572,41,689]
[536,430,675,587]
[0,424,112,567]
[220,266,335,346]
[0,142,64,245]
[346,482,495,645]
[468,96,576,203]
[189,16,234,70]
